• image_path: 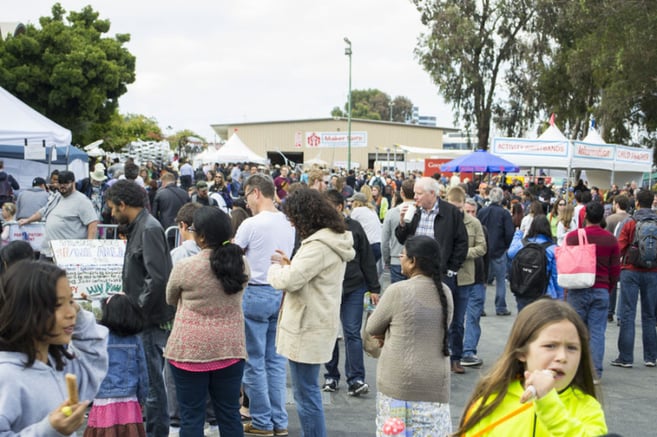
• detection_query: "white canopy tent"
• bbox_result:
[0,86,88,186]
[491,124,652,187]
[194,133,267,166]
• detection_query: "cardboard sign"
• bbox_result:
[51,239,126,299]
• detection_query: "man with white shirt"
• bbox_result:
[234,174,295,437]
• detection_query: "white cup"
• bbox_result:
[403,203,416,223]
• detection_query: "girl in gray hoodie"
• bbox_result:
[0,260,109,436]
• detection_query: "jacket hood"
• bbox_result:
[0,351,49,370]
[0,171,7,181]
[305,227,355,262]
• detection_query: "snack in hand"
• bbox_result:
[65,373,78,405]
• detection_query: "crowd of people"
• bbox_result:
[0,153,654,436]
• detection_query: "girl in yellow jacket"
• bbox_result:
[454,299,607,436]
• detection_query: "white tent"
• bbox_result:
[197,133,267,165]
[491,124,651,186]
[0,87,88,186]
[0,86,72,147]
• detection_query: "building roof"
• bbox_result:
[211,117,458,132]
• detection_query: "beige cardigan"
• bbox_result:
[367,275,453,403]
[267,228,355,364]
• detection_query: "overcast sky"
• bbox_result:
[8,1,455,143]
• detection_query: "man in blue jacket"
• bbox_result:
[477,187,515,316]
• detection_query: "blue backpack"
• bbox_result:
[629,216,657,268]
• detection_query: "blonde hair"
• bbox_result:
[2,202,16,217]
[359,184,374,204]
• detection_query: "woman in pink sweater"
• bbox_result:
[164,206,249,436]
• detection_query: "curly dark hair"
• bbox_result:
[105,180,145,208]
[0,261,74,370]
[283,187,346,239]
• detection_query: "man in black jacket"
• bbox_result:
[105,180,173,437]
[323,189,381,397]
[152,172,189,249]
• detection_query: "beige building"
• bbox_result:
[211,117,458,170]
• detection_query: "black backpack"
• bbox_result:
[510,239,552,298]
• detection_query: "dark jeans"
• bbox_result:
[141,326,170,437]
[170,360,245,437]
[567,288,609,377]
[449,283,470,362]
[389,264,406,284]
[325,287,366,385]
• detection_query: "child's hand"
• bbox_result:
[49,400,90,435]
[520,369,556,403]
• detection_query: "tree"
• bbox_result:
[413,0,547,149]
[0,3,136,145]
[532,1,657,145]
[87,113,163,152]
[331,88,414,122]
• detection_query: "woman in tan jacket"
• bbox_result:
[268,188,355,437]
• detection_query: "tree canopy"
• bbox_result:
[413,0,657,151]
[331,89,414,123]
[0,3,135,146]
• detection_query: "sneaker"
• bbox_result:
[243,422,274,436]
[610,358,632,368]
[347,380,369,396]
[496,310,512,316]
[322,378,339,392]
[461,356,484,367]
[274,429,289,436]
[645,361,656,367]
[451,361,466,374]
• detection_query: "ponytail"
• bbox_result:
[431,272,450,357]
[209,242,248,295]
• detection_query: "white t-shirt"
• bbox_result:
[234,210,295,285]
[350,206,382,244]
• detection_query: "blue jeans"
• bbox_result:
[141,326,170,437]
[325,288,366,385]
[389,264,406,284]
[515,295,537,313]
[617,270,657,363]
[170,360,244,437]
[488,255,509,313]
[567,288,609,377]
[463,283,486,357]
[289,360,326,437]
[449,283,470,361]
[242,285,288,431]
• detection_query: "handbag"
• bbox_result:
[361,311,382,358]
[555,228,597,289]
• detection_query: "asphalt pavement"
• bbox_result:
[190,277,656,436]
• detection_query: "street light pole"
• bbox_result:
[389,101,393,122]
[344,37,352,172]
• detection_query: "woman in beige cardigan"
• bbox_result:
[367,235,454,436]
[268,188,355,437]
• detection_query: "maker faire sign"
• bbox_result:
[305,131,368,148]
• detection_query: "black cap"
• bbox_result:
[32,177,47,187]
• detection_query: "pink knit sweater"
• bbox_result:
[164,249,247,363]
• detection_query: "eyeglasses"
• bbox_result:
[245,189,256,199]
[558,203,566,206]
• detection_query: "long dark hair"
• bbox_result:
[404,235,450,357]
[456,299,596,436]
[526,214,552,240]
[0,261,73,370]
[193,206,247,294]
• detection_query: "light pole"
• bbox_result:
[344,37,352,172]
[389,101,393,122]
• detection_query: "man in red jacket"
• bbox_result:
[565,201,620,382]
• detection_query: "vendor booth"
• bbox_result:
[0,86,88,188]
[491,124,652,188]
